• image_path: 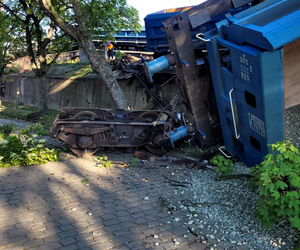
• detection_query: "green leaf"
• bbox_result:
[271,191,280,200]
[289,172,300,188]
[289,216,300,230]
[274,180,288,191]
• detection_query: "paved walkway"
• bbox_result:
[0,152,208,250]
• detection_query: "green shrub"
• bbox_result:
[129,158,138,167]
[27,122,49,136]
[0,134,59,169]
[94,155,112,168]
[249,139,300,230]
[115,51,124,60]
[20,128,29,135]
[0,124,15,140]
[210,155,234,176]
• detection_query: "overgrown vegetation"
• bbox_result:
[210,155,234,176]
[0,102,59,129]
[46,63,93,78]
[20,122,49,136]
[0,134,59,169]
[94,155,113,168]
[114,51,124,60]
[0,124,15,140]
[129,158,138,167]
[249,139,300,231]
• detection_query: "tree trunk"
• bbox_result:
[38,76,47,114]
[81,39,129,109]
[35,0,130,109]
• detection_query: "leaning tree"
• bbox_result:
[35,0,141,109]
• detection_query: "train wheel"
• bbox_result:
[145,144,172,155]
[73,111,99,119]
[69,145,100,158]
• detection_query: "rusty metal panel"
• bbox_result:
[188,9,211,29]
[165,19,214,148]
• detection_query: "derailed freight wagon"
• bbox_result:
[143,0,300,166]
[51,0,300,166]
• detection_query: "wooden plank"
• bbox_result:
[284,38,300,109]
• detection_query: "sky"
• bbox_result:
[126,0,206,25]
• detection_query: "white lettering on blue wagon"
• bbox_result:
[248,113,265,137]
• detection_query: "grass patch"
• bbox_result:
[46,63,94,78]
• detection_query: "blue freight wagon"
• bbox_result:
[144,6,243,56]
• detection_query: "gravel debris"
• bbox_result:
[286,105,300,147]
[165,161,298,250]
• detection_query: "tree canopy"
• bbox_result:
[0,0,72,113]
[34,0,141,108]
[0,0,141,109]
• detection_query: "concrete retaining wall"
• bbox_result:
[2,74,180,110]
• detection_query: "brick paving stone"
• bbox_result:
[112,236,134,246]
[170,226,190,236]
[118,215,133,222]
[27,231,46,240]
[113,246,130,250]
[60,224,75,232]
[101,208,117,214]
[90,241,114,250]
[4,235,27,248]
[42,234,61,243]
[144,209,157,216]
[188,242,210,250]
[43,227,62,236]
[159,241,182,250]
[126,202,141,208]
[113,230,130,237]
[59,236,76,246]
[114,211,129,217]
[58,218,74,226]
[92,233,114,243]
[70,214,88,222]
[126,207,141,214]
[39,241,62,250]
[75,238,96,248]
[114,205,127,211]
[8,229,28,238]
[22,239,44,248]
[28,223,47,232]
[131,212,145,219]
[102,218,120,226]
[101,214,117,221]
[1,218,18,228]
[32,217,48,224]
[45,214,62,222]
[59,243,79,250]
[131,217,148,225]
[118,221,136,229]
[1,245,24,250]
[105,224,123,232]
[58,229,78,238]
[125,240,146,250]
